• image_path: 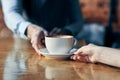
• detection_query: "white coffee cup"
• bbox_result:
[45,35,76,55]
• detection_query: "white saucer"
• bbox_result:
[39,48,77,60]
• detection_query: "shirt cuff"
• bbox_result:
[18,21,31,38]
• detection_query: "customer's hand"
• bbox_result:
[71,44,99,63]
[27,24,48,55]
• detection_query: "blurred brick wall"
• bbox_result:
[0,0,120,38]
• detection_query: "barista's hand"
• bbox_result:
[27,24,48,55]
[71,44,99,63]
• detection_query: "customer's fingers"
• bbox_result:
[74,47,85,55]
[71,55,78,60]
[71,54,90,62]
[74,44,95,55]
[77,55,90,62]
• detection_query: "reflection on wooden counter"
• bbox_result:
[0,37,120,80]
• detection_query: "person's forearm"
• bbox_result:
[1,0,31,38]
[95,46,120,67]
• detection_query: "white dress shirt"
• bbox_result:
[1,0,31,38]
[1,0,84,39]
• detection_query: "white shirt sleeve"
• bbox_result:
[1,0,31,38]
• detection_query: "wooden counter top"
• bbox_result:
[0,37,120,80]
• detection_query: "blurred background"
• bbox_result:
[0,0,13,38]
[0,0,120,46]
